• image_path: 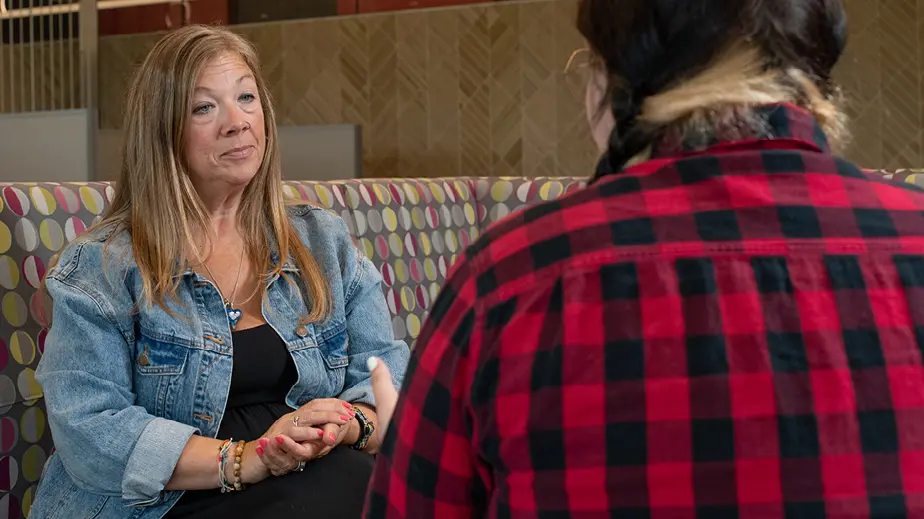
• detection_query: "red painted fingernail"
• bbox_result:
[256,447,264,456]
[348,410,356,416]
[259,438,268,448]
[318,429,325,437]
[275,436,284,445]
[342,402,352,409]
[340,415,350,421]
[329,433,336,442]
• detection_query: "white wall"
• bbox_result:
[97,124,362,181]
[0,119,361,183]
[0,110,92,182]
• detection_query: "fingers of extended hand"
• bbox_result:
[368,357,397,440]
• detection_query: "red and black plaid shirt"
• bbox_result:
[365,104,924,518]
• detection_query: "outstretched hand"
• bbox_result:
[367,357,398,444]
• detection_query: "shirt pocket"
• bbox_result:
[132,329,191,419]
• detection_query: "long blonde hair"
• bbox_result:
[95,25,330,321]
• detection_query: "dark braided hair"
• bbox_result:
[578,0,847,181]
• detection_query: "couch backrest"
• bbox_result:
[0,176,584,517]
[872,168,924,188]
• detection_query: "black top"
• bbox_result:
[166,324,373,518]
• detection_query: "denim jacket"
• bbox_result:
[30,205,410,519]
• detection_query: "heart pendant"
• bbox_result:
[227,307,243,329]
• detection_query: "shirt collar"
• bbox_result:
[648,103,830,159]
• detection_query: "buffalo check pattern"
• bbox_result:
[365,105,924,518]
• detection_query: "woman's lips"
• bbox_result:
[222,145,254,160]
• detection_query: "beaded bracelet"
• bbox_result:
[231,440,245,491]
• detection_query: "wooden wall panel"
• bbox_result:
[4,0,922,177]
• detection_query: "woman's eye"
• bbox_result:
[239,93,256,103]
[192,103,213,115]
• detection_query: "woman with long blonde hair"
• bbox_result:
[31,25,408,519]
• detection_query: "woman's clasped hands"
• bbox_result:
[255,398,356,477]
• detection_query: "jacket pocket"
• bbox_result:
[134,333,189,375]
[132,331,190,418]
[316,321,349,370]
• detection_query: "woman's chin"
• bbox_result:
[217,164,262,188]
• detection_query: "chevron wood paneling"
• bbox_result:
[488,3,522,177]
[7,0,922,176]
[879,0,920,168]
[521,0,562,178]
[397,12,429,179]
[458,5,492,178]
[426,10,461,178]
[366,15,399,178]
[834,0,882,167]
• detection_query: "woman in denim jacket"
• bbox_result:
[30,25,409,519]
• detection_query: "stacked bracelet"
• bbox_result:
[218,439,247,493]
[217,439,235,493]
[350,405,374,451]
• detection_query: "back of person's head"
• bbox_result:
[576,0,848,177]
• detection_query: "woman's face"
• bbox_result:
[183,52,266,190]
[585,66,615,154]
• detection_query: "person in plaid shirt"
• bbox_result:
[365,0,924,517]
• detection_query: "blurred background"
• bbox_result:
[0,0,919,183]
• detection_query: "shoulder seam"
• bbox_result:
[47,240,89,281]
[46,275,133,344]
[287,203,327,217]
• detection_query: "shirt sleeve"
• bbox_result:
[36,243,198,506]
[363,257,487,519]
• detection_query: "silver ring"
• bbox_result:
[295,460,306,472]
[292,414,300,427]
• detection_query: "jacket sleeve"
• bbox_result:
[36,242,198,506]
[336,218,410,408]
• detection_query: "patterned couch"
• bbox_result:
[3,168,923,517]
[0,176,585,518]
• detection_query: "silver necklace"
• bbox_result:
[200,246,245,329]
